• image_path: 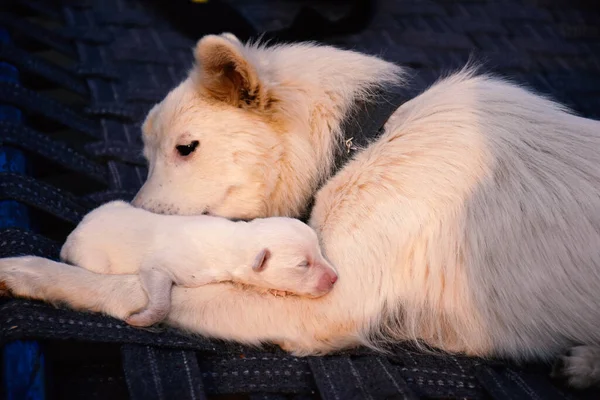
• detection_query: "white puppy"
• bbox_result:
[60,201,338,327]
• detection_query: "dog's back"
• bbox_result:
[366,69,600,359]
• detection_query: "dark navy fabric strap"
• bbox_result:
[0,82,100,138]
[60,27,113,44]
[308,355,418,400]
[84,103,137,122]
[110,45,175,65]
[60,0,94,9]
[196,351,317,394]
[0,300,220,351]
[85,140,146,166]
[0,122,107,183]
[82,189,139,208]
[476,365,573,400]
[0,173,92,224]
[0,228,60,259]
[73,63,120,80]
[121,345,208,400]
[0,42,88,95]
[0,12,75,56]
[6,0,62,20]
[97,11,153,27]
[249,395,288,400]
[125,85,175,103]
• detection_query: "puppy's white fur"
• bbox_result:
[1,33,600,386]
[59,200,338,326]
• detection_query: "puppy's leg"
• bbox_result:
[552,346,600,389]
[0,256,147,320]
[125,268,172,327]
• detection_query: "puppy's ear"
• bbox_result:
[251,248,270,272]
[193,34,269,109]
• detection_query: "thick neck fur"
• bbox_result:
[249,43,406,216]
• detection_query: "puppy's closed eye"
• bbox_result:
[176,140,200,157]
[298,260,310,268]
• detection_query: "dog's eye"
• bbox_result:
[175,140,199,156]
[298,260,310,268]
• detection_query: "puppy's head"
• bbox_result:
[132,33,284,220]
[246,217,338,298]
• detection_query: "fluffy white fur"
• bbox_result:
[1,33,600,387]
[59,200,338,326]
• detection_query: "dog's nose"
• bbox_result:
[330,274,338,284]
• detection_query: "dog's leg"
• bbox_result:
[0,256,147,319]
[552,346,600,389]
[125,268,172,327]
[166,284,348,355]
[0,255,350,354]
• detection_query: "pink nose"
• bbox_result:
[316,271,338,292]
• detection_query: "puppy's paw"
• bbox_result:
[126,306,169,328]
[552,345,600,389]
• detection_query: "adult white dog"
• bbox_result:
[1,33,600,388]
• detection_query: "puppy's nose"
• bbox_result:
[316,271,338,293]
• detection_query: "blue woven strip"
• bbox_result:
[475,365,573,400]
[0,42,88,95]
[308,355,418,400]
[121,345,209,400]
[0,82,100,138]
[0,172,94,224]
[0,122,107,183]
[0,28,46,400]
[0,12,75,56]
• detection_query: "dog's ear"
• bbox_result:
[141,103,160,136]
[194,34,269,109]
[251,248,270,272]
[220,32,242,44]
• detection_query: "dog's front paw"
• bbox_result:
[552,345,600,389]
[0,256,50,299]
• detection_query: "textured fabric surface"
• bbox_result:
[228,0,600,119]
[0,0,600,399]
